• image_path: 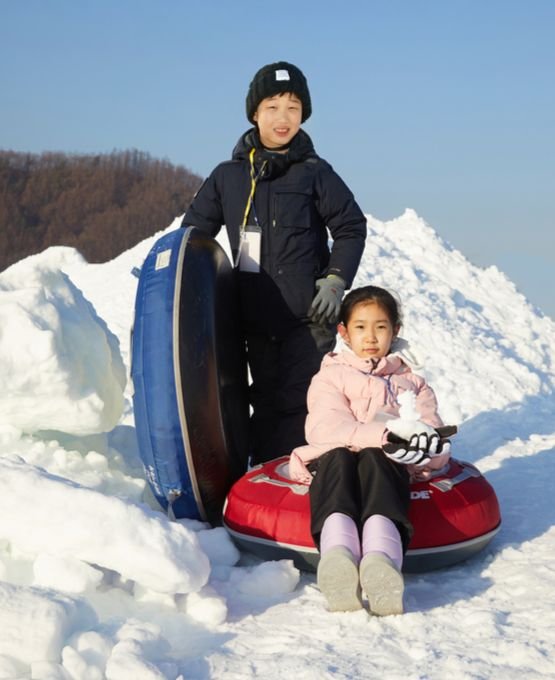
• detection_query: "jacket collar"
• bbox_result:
[231,128,317,178]
[323,337,422,376]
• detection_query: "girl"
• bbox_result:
[289,285,452,615]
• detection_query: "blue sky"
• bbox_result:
[2,0,554,318]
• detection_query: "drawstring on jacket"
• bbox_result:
[363,360,400,409]
[384,375,398,407]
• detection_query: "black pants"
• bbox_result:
[246,322,335,464]
[308,447,413,552]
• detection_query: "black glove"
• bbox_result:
[383,425,456,467]
[308,275,346,324]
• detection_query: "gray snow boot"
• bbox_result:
[359,552,404,616]
[317,546,362,612]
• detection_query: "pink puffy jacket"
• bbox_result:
[289,345,450,484]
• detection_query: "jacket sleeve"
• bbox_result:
[180,169,224,237]
[414,380,444,429]
[304,368,388,451]
[313,165,367,287]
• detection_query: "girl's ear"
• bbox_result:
[338,322,349,344]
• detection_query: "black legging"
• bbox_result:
[308,447,413,552]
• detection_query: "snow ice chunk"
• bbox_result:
[180,586,228,626]
[0,456,210,595]
[61,630,113,680]
[30,660,71,680]
[104,622,177,680]
[61,645,103,680]
[0,656,21,679]
[0,252,126,435]
[70,629,113,666]
[196,526,241,566]
[234,560,300,598]
[105,651,169,680]
[133,583,178,609]
[115,621,167,654]
[33,553,104,594]
[0,581,96,666]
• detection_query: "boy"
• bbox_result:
[182,61,366,464]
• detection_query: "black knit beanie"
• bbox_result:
[246,61,312,124]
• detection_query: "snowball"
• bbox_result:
[0,253,125,435]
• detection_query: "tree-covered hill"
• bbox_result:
[0,149,202,270]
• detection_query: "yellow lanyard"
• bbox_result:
[241,148,267,228]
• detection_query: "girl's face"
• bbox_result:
[253,92,302,149]
[338,301,398,360]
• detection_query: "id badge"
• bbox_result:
[236,226,261,272]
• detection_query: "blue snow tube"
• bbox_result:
[131,227,249,523]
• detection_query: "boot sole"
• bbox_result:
[317,547,362,612]
[360,554,404,616]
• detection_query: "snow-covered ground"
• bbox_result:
[1,210,554,679]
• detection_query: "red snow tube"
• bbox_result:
[223,457,501,572]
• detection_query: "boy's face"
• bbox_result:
[253,92,302,149]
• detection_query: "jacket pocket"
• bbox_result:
[274,262,317,320]
[273,191,313,230]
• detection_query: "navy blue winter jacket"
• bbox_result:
[182,129,366,336]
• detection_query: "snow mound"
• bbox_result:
[0,456,210,595]
[359,210,555,424]
[0,249,126,435]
